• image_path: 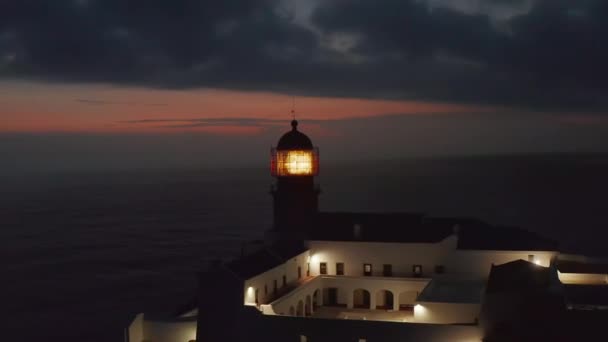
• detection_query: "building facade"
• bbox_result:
[127,121,608,342]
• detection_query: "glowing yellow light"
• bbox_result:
[414,304,425,316]
[535,259,542,266]
[245,286,255,304]
[271,148,318,176]
[281,150,313,175]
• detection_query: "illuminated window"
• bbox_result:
[364,263,372,276]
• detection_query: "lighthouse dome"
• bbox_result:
[276,120,313,150]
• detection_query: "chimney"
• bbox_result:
[353,223,363,240]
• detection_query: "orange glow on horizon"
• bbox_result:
[0,81,494,134]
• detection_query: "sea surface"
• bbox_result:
[2,155,607,341]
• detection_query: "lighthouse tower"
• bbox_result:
[270,120,320,237]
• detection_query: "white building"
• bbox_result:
[127,121,608,342]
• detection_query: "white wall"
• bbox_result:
[142,319,197,342]
[263,275,430,315]
[256,310,484,342]
[239,240,558,320]
[322,275,429,310]
[127,313,144,342]
[263,276,323,316]
[414,302,480,324]
[307,237,457,278]
[558,271,607,285]
[446,250,557,279]
[243,250,311,305]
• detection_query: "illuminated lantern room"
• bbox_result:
[271,120,319,177]
[270,120,320,235]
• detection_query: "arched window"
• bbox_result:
[375,290,394,310]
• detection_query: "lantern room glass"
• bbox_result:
[271,148,319,176]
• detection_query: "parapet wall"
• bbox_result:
[249,312,481,342]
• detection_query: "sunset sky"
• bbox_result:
[2,0,608,172]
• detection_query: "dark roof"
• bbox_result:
[225,248,283,279]
[557,260,608,274]
[224,241,308,279]
[486,259,552,294]
[457,224,558,251]
[564,284,608,306]
[276,120,313,150]
[308,212,557,251]
[308,212,453,243]
[266,240,308,260]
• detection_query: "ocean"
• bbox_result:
[2,155,607,341]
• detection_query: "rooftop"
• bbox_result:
[225,241,307,279]
[456,224,558,251]
[485,259,553,294]
[309,212,452,243]
[557,260,608,274]
[309,212,557,252]
[417,278,484,303]
[276,120,313,150]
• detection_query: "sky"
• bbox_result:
[2,0,608,172]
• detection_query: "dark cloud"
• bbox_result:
[1,0,608,111]
[311,0,608,110]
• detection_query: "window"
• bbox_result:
[282,275,287,287]
[320,262,327,275]
[273,280,277,294]
[298,266,302,279]
[383,264,392,277]
[434,265,445,274]
[413,264,422,277]
[336,262,344,275]
[363,263,372,276]
[306,262,310,277]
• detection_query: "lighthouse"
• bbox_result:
[270,120,320,237]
